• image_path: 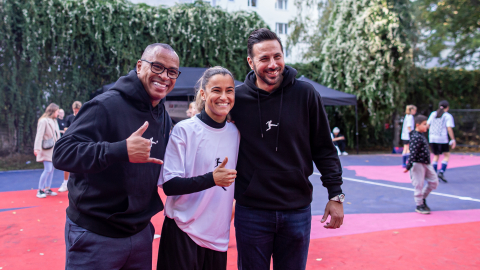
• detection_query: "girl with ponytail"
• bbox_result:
[427,100,456,182]
[157,67,239,270]
[401,105,417,167]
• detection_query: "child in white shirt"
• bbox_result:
[401,105,416,167]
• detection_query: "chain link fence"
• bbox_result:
[449,109,480,148]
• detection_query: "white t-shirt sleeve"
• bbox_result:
[446,113,455,128]
[427,112,436,125]
[157,132,187,186]
[408,115,415,130]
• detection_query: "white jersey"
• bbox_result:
[401,114,415,141]
[158,116,240,252]
[427,111,455,144]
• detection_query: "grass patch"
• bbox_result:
[0,154,44,171]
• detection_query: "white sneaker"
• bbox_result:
[36,190,47,198]
[44,189,57,196]
[342,152,349,156]
[58,182,68,192]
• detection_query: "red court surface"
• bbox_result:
[1,154,480,269]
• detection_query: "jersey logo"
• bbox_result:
[214,158,222,168]
[266,120,279,131]
[149,137,158,148]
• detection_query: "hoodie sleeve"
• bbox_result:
[308,87,343,199]
[52,99,129,173]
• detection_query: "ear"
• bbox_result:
[247,56,254,70]
[200,89,207,101]
[136,60,143,74]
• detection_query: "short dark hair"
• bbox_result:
[415,115,428,126]
[141,43,176,59]
[247,28,283,58]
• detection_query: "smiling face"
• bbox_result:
[137,47,180,107]
[247,39,285,92]
[201,74,235,123]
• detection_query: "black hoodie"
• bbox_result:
[229,66,343,210]
[53,70,172,238]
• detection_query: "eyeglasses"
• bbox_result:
[140,59,181,79]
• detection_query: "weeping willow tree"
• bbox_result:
[0,0,267,154]
[318,0,414,146]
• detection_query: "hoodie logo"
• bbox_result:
[266,120,279,131]
[149,137,158,148]
[214,158,222,168]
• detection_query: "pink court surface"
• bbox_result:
[1,154,480,269]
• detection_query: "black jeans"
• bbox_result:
[334,140,346,152]
[235,204,312,270]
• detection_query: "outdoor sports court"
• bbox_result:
[1,153,479,269]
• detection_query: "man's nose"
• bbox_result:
[268,59,278,69]
[158,70,169,81]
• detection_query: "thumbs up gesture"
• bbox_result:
[213,157,237,187]
[126,121,163,164]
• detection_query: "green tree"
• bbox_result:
[0,0,267,154]
[414,0,480,68]
[318,0,414,145]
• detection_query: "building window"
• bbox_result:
[284,48,291,58]
[276,23,288,35]
[248,0,257,7]
[275,0,287,10]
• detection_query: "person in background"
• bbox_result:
[157,66,239,270]
[332,127,348,156]
[34,103,61,198]
[59,101,82,192]
[401,105,417,168]
[427,100,456,183]
[186,101,198,118]
[404,115,438,214]
[57,109,67,136]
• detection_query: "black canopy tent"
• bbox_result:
[298,76,359,153]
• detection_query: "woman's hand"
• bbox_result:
[213,157,236,187]
[34,150,39,156]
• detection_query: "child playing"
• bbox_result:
[404,115,439,214]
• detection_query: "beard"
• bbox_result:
[253,63,283,86]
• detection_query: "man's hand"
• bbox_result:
[321,200,344,229]
[213,157,236,187]
[126,121,163,164]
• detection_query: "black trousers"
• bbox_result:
[157,217,227,270]
[334,140,346,152]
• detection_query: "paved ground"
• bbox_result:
[1,154,479,269]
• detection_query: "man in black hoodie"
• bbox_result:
[53,43,179,269]
[230,29,344,270]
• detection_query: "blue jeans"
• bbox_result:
[234,204,312,270]
[65,216,155,270]
[38,161,54,190]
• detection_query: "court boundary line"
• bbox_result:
[312,172,480,202]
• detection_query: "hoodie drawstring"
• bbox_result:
[256,87,284,152]
[275,88,284,152]
[149,103,167,138]
[257,90,264,138]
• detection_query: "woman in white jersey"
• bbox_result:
[427,100,456,183]
[157,67,239,270]
[401,105,417,167]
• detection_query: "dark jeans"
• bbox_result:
[234,204,312,270]
[65,216,155,270]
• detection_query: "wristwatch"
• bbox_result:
[330,193,345,203]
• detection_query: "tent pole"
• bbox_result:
[355,104,359,154]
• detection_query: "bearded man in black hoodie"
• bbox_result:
[53,43,179,269]
[230,29,345,270]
